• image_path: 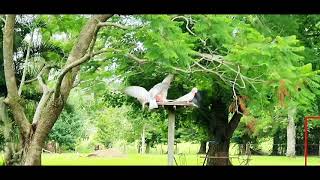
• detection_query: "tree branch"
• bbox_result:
[172,16,196,36]
[54,49,111,99]
[232,65,243,115]
[97,22,129,30]
[18,64,59,84]
[37,73,48,91]
[32,89,52,125]
[126,53,148,64]
[18,29,34,96]
[0,16,5,23]
[72,73,81,88]
[226,112,243,139]
[3,15,19,98]
[54,15,113,101]
[3,15,31,140]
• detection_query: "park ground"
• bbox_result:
[1,141,320,166]
[1,153,320,165]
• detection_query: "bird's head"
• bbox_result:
[162,74,174,84]
[192,87,198,94]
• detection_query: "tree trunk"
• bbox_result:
[198,140,207,154]
[22,97,64,165]
[272,128,281,155]
[206,97,242,166]
[207,139,232,166]
[2,14,112,165]
[146,142,150,154]
[245,142,251,155]
[160,143,163,154]
[137,142,141,153]
[141,124,146,154]
[286,106,296,157]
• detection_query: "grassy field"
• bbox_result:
[1,153,320,165]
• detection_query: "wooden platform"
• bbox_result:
[157,100,198,108]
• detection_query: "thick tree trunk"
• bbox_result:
[206,97,242,166]
[286,106,296,157]
[207,139,232,165]
[23,142,43,165]
[22,97,64,165]
[198,140,207,154]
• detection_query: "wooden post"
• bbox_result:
[168,110,175,166]
[141,124,146,154]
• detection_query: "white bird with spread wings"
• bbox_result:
[124,74,174,110]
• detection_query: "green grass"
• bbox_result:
[1,153,320,165]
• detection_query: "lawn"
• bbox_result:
[1,153,320,166]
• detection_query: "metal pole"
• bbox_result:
[168,110,175,166]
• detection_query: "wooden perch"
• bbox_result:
[156,101,198,111]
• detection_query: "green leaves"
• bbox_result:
[136,15,196,68]
[48,103,87,151]
[193,15,234,46]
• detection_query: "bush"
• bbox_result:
[48,104,87,151]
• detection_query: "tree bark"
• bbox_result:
[206,98,242,166]
[207,139,232,166]
[3,15,31,144]
[198,140,207,154]
[286,106,296,157]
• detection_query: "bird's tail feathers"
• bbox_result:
[149,98,158,110]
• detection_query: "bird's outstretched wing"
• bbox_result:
[124,86,150,104]
[124,86,158,109]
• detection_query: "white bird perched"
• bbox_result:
[175,87,198,102]
[149,74,174,102]
[123,74,174,110]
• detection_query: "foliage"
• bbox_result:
[47,90,93,151]
[94,106,133,147]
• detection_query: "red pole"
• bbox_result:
[303,116,320,166]
[304,117,308,166]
